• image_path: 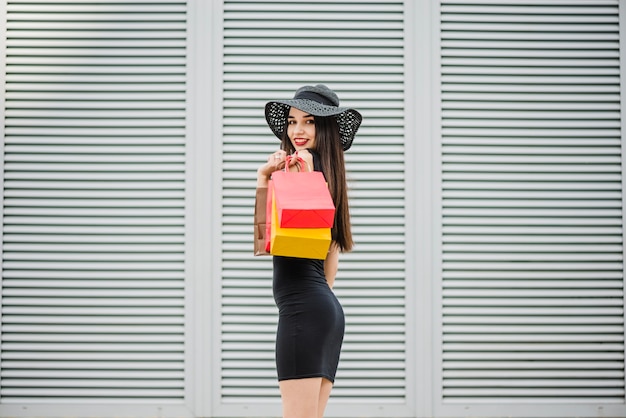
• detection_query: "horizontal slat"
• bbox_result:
[8,10,187,20]
[442,272,622,280]
[2,316,185,325]
[5,128,185,136]
[3,304,184,314]
[443,334,624,342]
[4,200,185,208]
[2,325,184,334]
[2,342,185,352]
[223,26,402,38]
[224,2,402,12]
[442,342,624,351]
[443,76,619,85]
[442,388,625,397]
[5,111,185,119]
[7,4,186,13]
[5,81,186,90]
[443,297,623,306]
[442,360,625,369]
[6,75,186,84]
[442,80,619,91]
[226,47,401,58]
[442,50,618,60]
[442,287,623,296]
[4,190,184,198]
[222,19,402,29]
[442,40,618,49]
[3,261,184,271]
[443,352,624,360]
[443,397,626,404]
[2,378,179,389]
[442,30,619,41]
[441,4,616,14]
[443,306,624,314]
[442,316,624,325]
[3,21,187,31]
[3,290,184,299]
[441,22,618,32]
[442,253,621,262]
[1,388,185,397]
[2,361,184,370]
[5,120,185,129]
[3,235,186,245]
[6,92,186,100]
[443,379,624,388]
[2,350,184,360]
[2,332,185,342]
[442,190,621,201]
[442,261,622,270]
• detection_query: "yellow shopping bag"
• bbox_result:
[270,191,331,260]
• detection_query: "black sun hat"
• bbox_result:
[265,84,362,151]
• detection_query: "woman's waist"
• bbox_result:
[272,274,333,296]
[273,282,340,308]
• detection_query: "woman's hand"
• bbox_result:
[293,149,314,172]
[257,150,300,187]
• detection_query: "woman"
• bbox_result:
[256,84,362,418]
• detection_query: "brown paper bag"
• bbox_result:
[254,186,270,256]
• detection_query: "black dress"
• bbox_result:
[272,153,345,383]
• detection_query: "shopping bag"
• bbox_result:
[270,189,331,260]
[253,186,270,256]
[265,180,274,252]
[271,170,335,228]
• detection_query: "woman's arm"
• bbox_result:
[257,150,284,187]
[324,243,339,289]
[257,150,302,187]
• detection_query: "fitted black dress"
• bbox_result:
[272,153,345,383]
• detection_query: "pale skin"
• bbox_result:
[257,107,340,418]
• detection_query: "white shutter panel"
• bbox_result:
[221,0,407,413]
[1,0,188,406]
[439,0,626,414]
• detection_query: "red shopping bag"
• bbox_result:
[271,163,335,229]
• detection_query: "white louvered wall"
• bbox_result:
[221,0,407,407]
[2,1,188,404]
[440,0,625,405]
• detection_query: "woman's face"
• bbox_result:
[287,107,316,151]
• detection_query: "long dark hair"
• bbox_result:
[281,115,354,252]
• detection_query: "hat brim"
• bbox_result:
[265,99,362,151]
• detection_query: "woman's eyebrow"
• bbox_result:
[287,114,314,118]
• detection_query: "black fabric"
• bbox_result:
[272,256,345,382]
[272,150,345,383]
[294,90,336,106]
[307,148,323,173]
